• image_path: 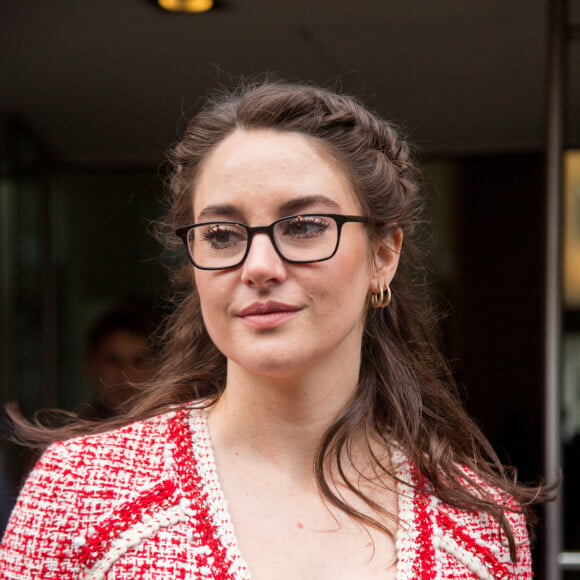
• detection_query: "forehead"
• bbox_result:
[193,129,360,220]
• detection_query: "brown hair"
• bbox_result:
[9,79,551,558]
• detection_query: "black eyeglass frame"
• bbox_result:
[175,213,369,270]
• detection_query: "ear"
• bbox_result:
[369,228,403,293]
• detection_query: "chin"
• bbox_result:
[228,347,314,379]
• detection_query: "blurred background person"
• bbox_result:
[83,306,156,419]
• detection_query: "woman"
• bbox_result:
[0,81,548,579]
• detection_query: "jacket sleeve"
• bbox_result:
[0,442,84,579]
[509,507,533,579]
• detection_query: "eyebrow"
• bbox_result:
[196,195,342,223]
[278,195,342,215]
[196,204,242,222]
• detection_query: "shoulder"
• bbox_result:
[0,408,196,578]
[23,407,200,501]
[15,412,170,497]
[428,488,531,579]
[393,451,532,579]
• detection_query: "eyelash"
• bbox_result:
[282,216,330,236]
[201,226,243,247]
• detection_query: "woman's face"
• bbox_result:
[192,129,398,380]
[87,330,153,408]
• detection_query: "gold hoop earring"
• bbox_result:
[370,284,392,308]
[370,286,384,308]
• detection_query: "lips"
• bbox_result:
[238,301,299,316]
[237,301,300,329]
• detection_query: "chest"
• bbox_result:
[216,465,399,580]
[230,513,398,580]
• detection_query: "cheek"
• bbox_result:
[194,272,220,310]
[308,254,372,314]
[194,272,231,339]
[337,242,373,293]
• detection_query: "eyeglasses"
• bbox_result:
[175,213,368,270]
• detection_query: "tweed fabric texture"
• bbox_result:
[0,407,531,578]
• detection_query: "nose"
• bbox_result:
[240,232,287,287]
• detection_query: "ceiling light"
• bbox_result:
[158,0,213,13]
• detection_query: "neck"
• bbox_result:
[207,358,360,474]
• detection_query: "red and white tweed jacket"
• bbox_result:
[0,407,532,579]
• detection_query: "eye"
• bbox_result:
[200,224,246,249]
[281,216,331,238]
